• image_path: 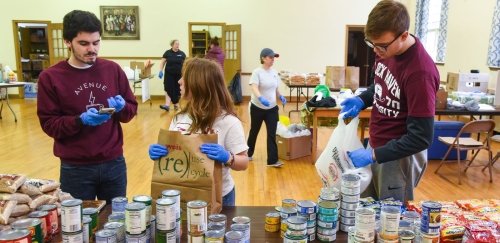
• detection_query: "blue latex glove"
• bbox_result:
[149,144,168,160]
[258,96,270,107]
[279,95,287,105]
[107,95,126,112]
[340,96,364,119]
[347,148,374,168]
[80,108,111,126]
[200,143,230,165]
[158,71,164,79]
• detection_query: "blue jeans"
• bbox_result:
[222,187,236,206]
[60,156,127,204]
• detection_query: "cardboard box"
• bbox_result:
[325,66,345,89]
[495,71,500,107]
[276,135,312,160]
[345,66,360,90]
[130,61,154,79]
[446,72,489,92]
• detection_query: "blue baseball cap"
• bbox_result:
[260,48,279,58]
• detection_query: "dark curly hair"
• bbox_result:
[63,10,102,41]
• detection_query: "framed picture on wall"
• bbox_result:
[99,6,139,40]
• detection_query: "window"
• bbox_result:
[415,0,449,63]
[487,0,500,68]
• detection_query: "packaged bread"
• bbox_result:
[306,73,321,85]
[0,193,32,204]
[57,190,74,202]
[289,73,306,85]
[0,174,27,193]
[0,200,17,224]
[29,194,56,209]
[10,204,30,217]
[20,179,60,196]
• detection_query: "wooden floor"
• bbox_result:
[0,97,499,205]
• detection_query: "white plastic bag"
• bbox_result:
[315,114,372,193]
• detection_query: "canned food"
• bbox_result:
[282,199,297,208]
[112,196,128,213]
[224,230,244,243]
[155,229,176,243]
[306,226,315,235]
[283,233,307,243]
[232,216,251,225]
[340,222,352,232]
[284,229,307,238]
[279,207,298,220]
[265,212,280,224]
[341,193,360,203]
[377,232,399,243]
[37,204,60,235]
[61,199,83,233]
[286,216,307,231]
[133,195,152,226]
[83,207,99,234]
[341,185,361,195]
[208,214,227,226]
[419,231,439,243]
[104,221,125,243]
[187,200,207,234]
[296,200,317,214]
[108,212,125,223]
[317,232,337,242]
[187,233,204,243]
[264,223,280,232]
[318,213,338,223]
[150,215,156,243]
[318,201,338,215]
[125,202,147,235]
[317,226,336,235]
[230,223,250,243]
[354,207,376,242]
[126,232,147,243]
[82,216,91,243]
[341,173,361,188]
[208,221,225,231]
[340,209,356,218]
[162,190,181,219]
[319,187,340,201]
[205,229,224,243]
[156,198,177,231]
[306,219,316,228]
[0,229,31,242]
[62,231,84,243]
[95,229,117,243]
[420,201,442,235]
[341,201,358,210]
[28,210,51,241]
[399,229,415,243]
[380,205,401,240]
[317,219,337,229]
[11,218,44,243]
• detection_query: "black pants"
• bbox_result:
[247,103,279,164]
[163,72,181,104]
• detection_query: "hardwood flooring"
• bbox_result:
[0,97,498,205]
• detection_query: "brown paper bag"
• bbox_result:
[325,66,345,89]
[150,130,222,219]
[345,66,360,90]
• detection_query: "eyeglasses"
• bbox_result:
[364,32,404,52]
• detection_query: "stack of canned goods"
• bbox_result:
[339,173,361,233]
[317,200,338,242]
[283,215,308,242]
[156,197,177,243]
[231,216,251,243]
[162,189,182,240]
[353,207,376,242]
[82,216,92,243]
[416,201,442,242]
[296,200,317,242]
[0,229,31,242]
[83,207,99,235]
[10,218,44,243]
[36,203,60,238]
[377,205,401,242]
[278,199,298,238]
[186,200,208,242]
[264,211,280,233]
[60,199,84,242]
[125,201,148,241]
[133,195,153,241]
[103,221,126,243]
[205,214,227,242]
[318,187,340,204]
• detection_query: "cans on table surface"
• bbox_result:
[224,230,244,243]
[112,196,128,213]
[187,200,207,234]
[420,201,442,235]
[317,231,337,242]
[281,199,297,208]
[11,218,44,243]
[319,187,340,201]
[208,221,225,231]
[83,207,99,234]
[318,200,338,215]
[286,216,307,231]
[354,207,376,242]
[28,210,51,241]
[187,232,203,243]
[0,229,31,243]
[62,231,84,243]
[379,205,401,241]
[125,202,147,235]
[37,204,60,235]
[95,229,117,243]
[341,173,361,188]
[126,232,148,243]
[150,215,156,243]
[264,211,280,233]
[82,216,92,243]
[283,233,307,242]
[279,207,298,220]
[230,223,250,243]
[399,229,416,243]
[108,212,125,223]
[296,200,317,214]
[133,195,152,226]
[104,221,125,243]
[232,216,250,225]
[61,199,83,233]
[162,190,181,219]
[156,198,177,231]
[155,229,176,243]
[205,229,224,243]
[208,214,227,227]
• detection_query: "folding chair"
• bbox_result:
[434,119,496,185]
[483,152,499,171]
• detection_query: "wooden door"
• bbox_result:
[223,24,241,85]
[345,25,375,87]
[48,23,68,65]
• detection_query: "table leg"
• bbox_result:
[312,113,318,164]
[1,88,17,122]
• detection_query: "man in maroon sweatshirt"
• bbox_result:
[37,10,138,204]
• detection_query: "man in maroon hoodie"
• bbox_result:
[205,37,225,72]
[37,10,138,204]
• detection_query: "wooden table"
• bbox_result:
[435,107,500,120]
[54,205,347,242]
[0,82,28,122]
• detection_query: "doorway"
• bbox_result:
[345,25,375,87]
[13,21,50,82]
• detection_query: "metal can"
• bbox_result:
[125,202,147,235]
[283,233,307,242]
[230,223,250,243]
[298,212,316,221]
[37,204,60,235]
[61,199,83,233]
[83,207,99,234]
[265,212,280,225]
[0,229,31,243]
[232,216,250,225]
[162,190,181,219]
[317,219,337,229]
[11,218,44,243]
[150,215,156,243]
[204,229,224,243]
[133,195,152,226]
[208,214,227,227]
[420,201,442,235]
[264,223,280,233]
[28,210,51,241]
[104,221,125,243]
[187,233,204,243]
[187,200,207,234]
[318,213,338,223]
[341,201,359,211]
[317,226,336,236]
[317,232,337,242]
[108,212,125,223]
[279,207,297,220]
[341,173,361,188]
[319,187,340,201]
[354,207,376,242]
[340,209,356,218]
[112,196,128,213]
[296,200,317,214]
[95,229,117,243]
[224,231,244,243]
[306,219,316,228]
[377,232,399,243]
[62,231,84,243]
[156,198,177,231]
[82,216,91,243]
[340,215,355,225]
[341,185,361,196]
[286,216,307,231]
[208,222,225,231]
[281,199,297,208]
[155,229,176,243]
[341,193,360,203]
[285,228,307,237]
[379,205,401,241]
[399,229,415,243]
[318,200,338,215]
[126,232,148,243]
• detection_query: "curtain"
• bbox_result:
[487,0,500,67]
[435,0,449,63]
[414,0,430,42]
